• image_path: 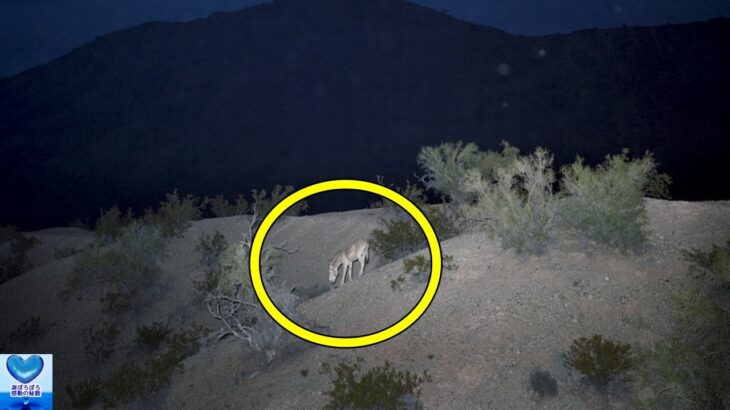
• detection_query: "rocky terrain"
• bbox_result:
[1,198,729,409]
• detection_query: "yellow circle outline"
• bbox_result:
[249,179,442,348]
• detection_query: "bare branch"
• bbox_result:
[272,241,299,254]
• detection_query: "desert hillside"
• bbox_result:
[0,198,729,408]
[2,0,729,229]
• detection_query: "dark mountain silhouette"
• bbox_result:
[1,0,729,229]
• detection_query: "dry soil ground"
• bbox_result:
[1,199,729,409]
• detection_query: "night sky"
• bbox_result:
[1,0,729,78]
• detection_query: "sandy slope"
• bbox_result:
[1,200,729,409]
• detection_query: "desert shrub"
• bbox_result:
[634,242,730,409]
[528,369,558,399]
[418,141,476,201]
[682,240,730,287]
[82,321,120,364]
[370,206,460,262]
[250,184,308,217]
[321,358,431,410]
[8,316,45,344]
[643,167,673,199]
[204,185,307,219]
[107,324,204,405]
[63,223,166,296]
[371,218,425,261]
[111,224,167,284]
[197,230,228,270]
[443,254,457,271]
[370,176,428,210]
[99,291,135,316]
[0,232,40,285]
[563,334,634,392]
[203,194,250,217]
[143,189,202,238]
[206,243,294,351]
[417,141,481,204]
[164,323,207,355]
[204,217,298,353]
[391,254,456,291]
[67,324,204,409]
[403,255,430,282]
[54,245,81,259]
[134,322,173,352]
[559,150,670,250]
[390,275,406,292]
[193,230,228,293]
[94,206,135,243]
[461,146,557,254]
[417,140,520,204]
[66,377,103,409]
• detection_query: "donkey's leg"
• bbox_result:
[358,255,365,276]
[346,262,353,282]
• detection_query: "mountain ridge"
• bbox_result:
[1,0,728,229]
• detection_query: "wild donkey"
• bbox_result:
[328,239,370,285]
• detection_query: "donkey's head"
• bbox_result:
[328,260,339,284]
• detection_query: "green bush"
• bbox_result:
[321,358,431,410]
[54,245,81,259]
[370,177,428,209]
[203,220,298,352]
[143,189,202,238]
[461,146,557,253]
[371,218,425,262]
[391,254,456,291]
[203,194,250,217]
[250,184,308,217]
[389,275,406,292]
[682,241,730,287]
[99,291,135,316]
[0,232,40,285]
[134,322,173,352]
[66,377,103,409]
[564,334,633,392]
[370,206,460,262]
[643,167,673,200]
[203,185,308,219]
[67,324,204,409]
[559,150,670,250]
[417,140,478,201]
[403,255,430,282]
[635,242,730,409]
[63,223,166,296]
[94,206,135,243]
[193,230,228,293]
[528,369,558,399]
[417,140,521,204]
[82,321,120,364]
[8,316,45,345]
[391,254,430,291]
[109,324,204,404]
[403,254,456,282]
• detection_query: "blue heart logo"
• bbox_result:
[6,355,44,384]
